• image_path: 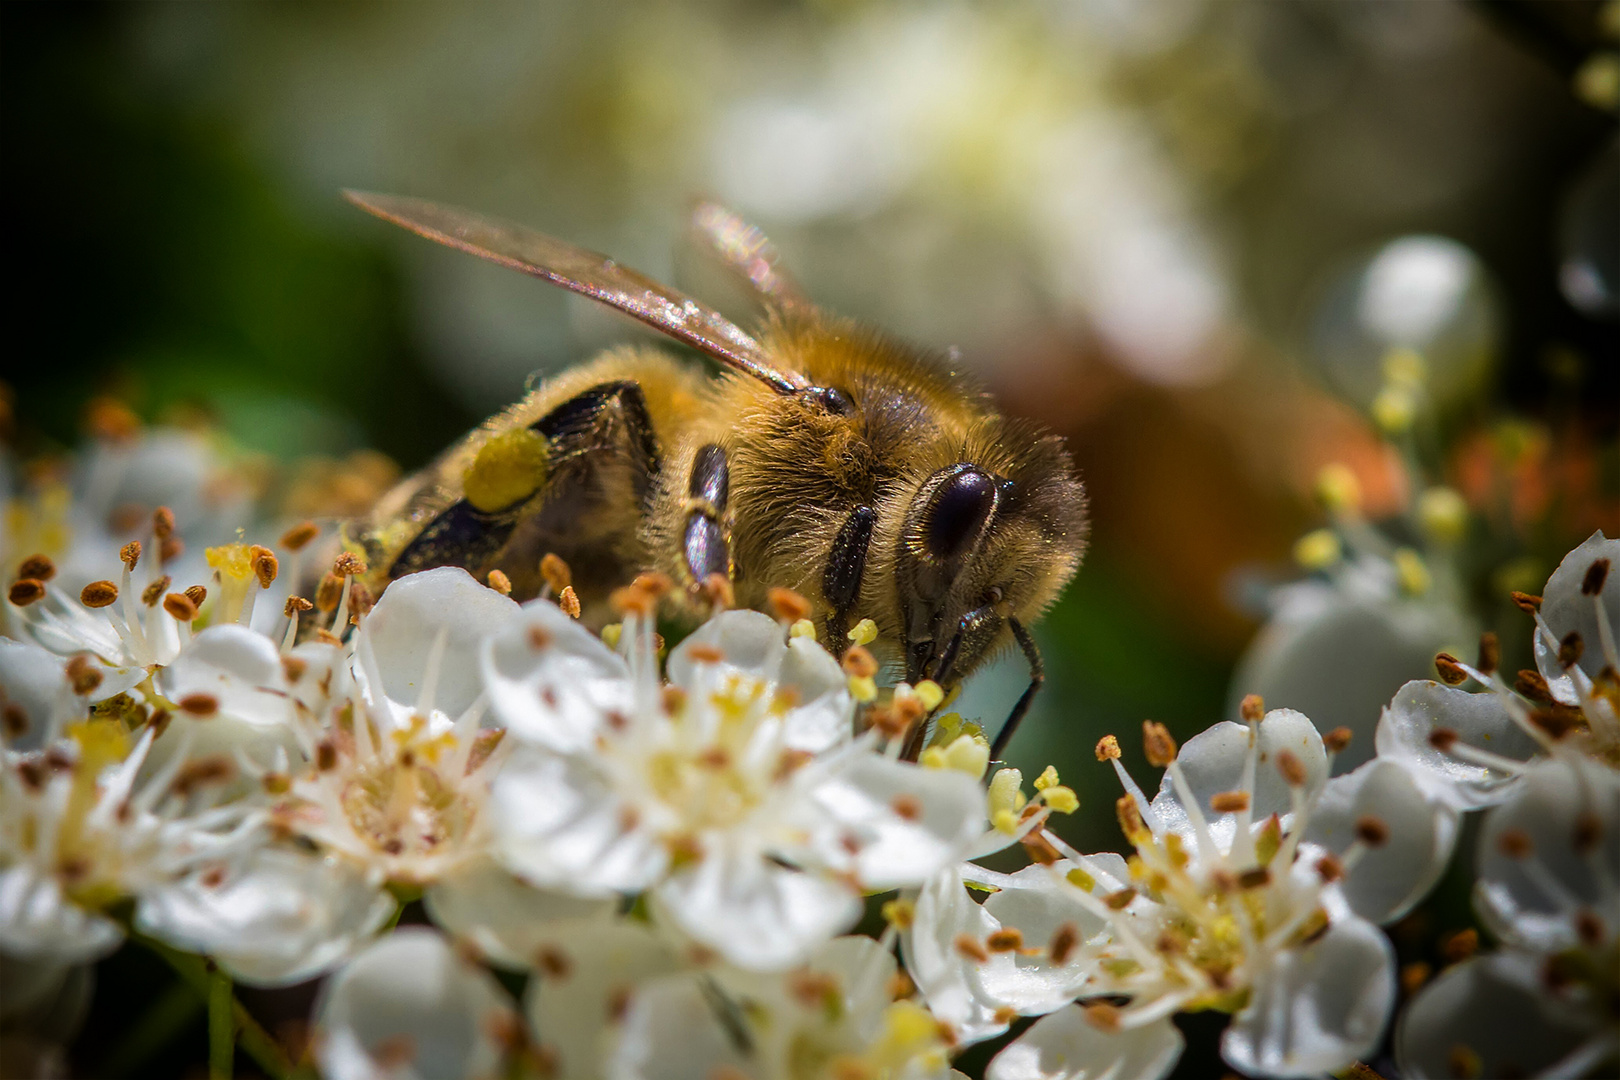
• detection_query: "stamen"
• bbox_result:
[7,579,45,606]
[80,580,118,608]
[699,573,734,610]
[17,554,55,581]
[162,593,197,622]
[1323,727,1352,754]
[141,577,170,607]
[540,553,571,596]
[1496,828,1532,858]
[1510,591,1542,613]
[120,541,142,572]
[486,569,512,596]
[1142,721,1177,767]
[1581,558,1610,597]
[1275,750,1307,787]
[1434,652,1469,685]
[1559,632,1584,669]
[1514,669,1553,703]
[767,587,811,624]
[1210,791,1250,813]
[558,586,581,619]
[1476,632,1499,676]
[1239,694,1264,723]
[1353,815,1389,847]
[280,521,320,551]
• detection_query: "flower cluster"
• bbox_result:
[3,420,1616,1080]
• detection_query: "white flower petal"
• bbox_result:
[666,610,784,687]
[314,927,517,1080]
[492,748,667,895]
[1373,680,1541,809]
[155,624,301,768]
[483,601,633,752]
[1304,759,1459,925]
[1150,709,1326,850]
[804,756,985,889]
[1534,531,1619,701]
[1221,915,1394,1078]
[654,842,862,971]
[423,859,617,970]
[978,863,1114,1014]
[1475,754,1620,953]
[987,1007,1184,1080]
[0,865,123,964]
[525,919,683,1080]
[775,636,854,753]
[357,566,520,721]
[902,868,1014,1046]
[0,640,85,751]
[136,847,395,987]
[607,973,755,1080]
[1395,952,1605,1080]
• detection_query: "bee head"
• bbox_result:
[896,439,1087,687]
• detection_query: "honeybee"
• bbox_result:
[342,191,1087,757]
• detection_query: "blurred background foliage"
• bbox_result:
[2,1,1616,1076]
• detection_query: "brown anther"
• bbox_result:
[253,550,279,589]
[1209,869,1239,894]
[262,772,290,796]
[485,569,512,596]
[1496,828,1532,858]
[1442,928,1478,964]
[1354,815,1389,848]
[1573,810,1601,853]
[65,655,103,695]
[159,536,185,564]
[315,741,337,771]
[538,553,572,593]
[1314,853,1344,882]
[841,645,878,678]
[16,758,46,791]
[199,865,227,889]
[280,520,320,551]
[1475,632,1500,676]
[172,756,235,796]
[1509,590,1542,613]
[120,540,142,571]
[1116,794,1147,840]
[373,1034,416,1069]
[774,749,813,780]
[1428,727,1460,752]
[1400,961,1431,996]
[148,709,172,738]
[1322,727,1353,755]
[1574,908,1606,947]
[1581,558,1610,596]
[2,704,27,738]
[1154,929,1188,955]
[1094,734,1121,761]
[686,643,726,665]
[697,746,731,770]
[315,628,342,646]
[767,586,812,624]
[991,1006,1019,1027]
[786,969,839,1008]
[1239,693,1265,723]
[283,595,313,619]
[1083,1002,1122,1033]
[7,579,45,606]
[1276,749,1307,786]
[558,586,581,619]
[162,593,198,622]
[886,971,914,1000]
[890,794,922,821]
[332,552,366,577]
[57,855,91,883]
[17,554,55,582]
[315,573,343,613]
[1237,867,1272,890]
[1022,831,1061,866]
[609,584,657,618]
[178,693,219,717]
[1046,922,1079,965]
[953,934,990,963]
[1514,669,1552,704]
[1558,632,1584,669]
[1434,652,1469,685]
[524,624,553,652]
[631,571,672,597]
[536,946,572,979]
[699,573,733,609]
[280,656,307,682]
[184,584,207,608]
[80,580,119,608]
[152,506,176,540]
[986,928,1023,953]
[347,581,375,621]
[1103,887,1136,911]
[141,577,171,607]
[1142,721,1177,767]
[1210,790,1250,813]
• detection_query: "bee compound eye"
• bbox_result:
[923,466,998,562]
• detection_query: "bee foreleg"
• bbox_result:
[991,618,1044,762]
[682,443,732,589]
[821,506,876,652]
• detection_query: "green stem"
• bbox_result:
[209,966,235,1080]
[135,932,303,1080]
[95,979,203,1078]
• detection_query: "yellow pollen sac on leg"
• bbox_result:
[462,428,550,513]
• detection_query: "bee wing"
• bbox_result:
[688,201,811,312]
[345,191,809,394]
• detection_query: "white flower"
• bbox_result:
[986,1004,1183,1080]
[489,603,986,971]
[0,640,95,753]
[1374,532,1620,808]
[1396,755,1619,1079]
[608,934,954,1080]
[312,927,520,1080]
[911,709,1403,1078]
[0,717,261,966]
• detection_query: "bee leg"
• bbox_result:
[990,618,1044,762]
[821,506,876,653]
[682,443,732,590]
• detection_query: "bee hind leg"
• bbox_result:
[681,443,732,596]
